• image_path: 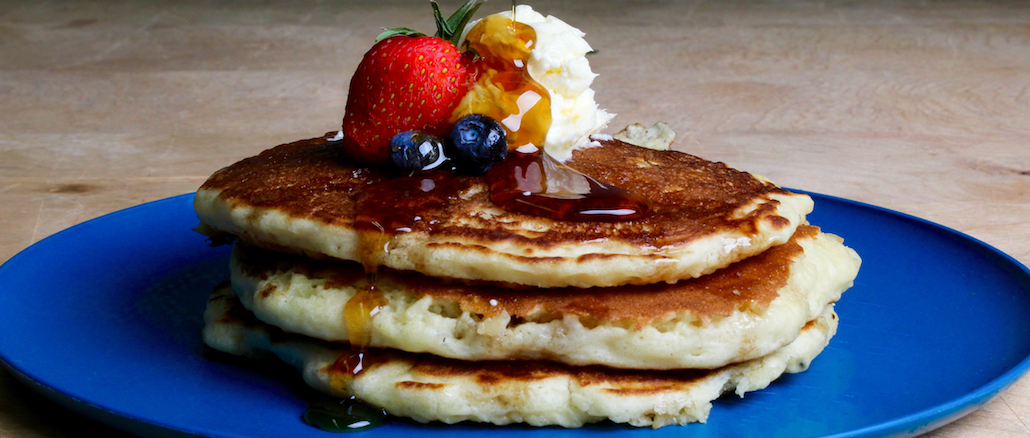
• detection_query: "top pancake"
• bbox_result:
[194,133,813,288]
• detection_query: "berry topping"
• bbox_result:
[339,0,485,165]
[447,115,508,175]
[389,131,450,172]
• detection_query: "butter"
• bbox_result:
[613,122,677,151]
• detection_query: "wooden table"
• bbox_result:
[2,0,1028,436]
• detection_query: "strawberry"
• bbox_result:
[340,0,485,164]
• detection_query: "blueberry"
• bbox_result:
[446,115,507,175]
[389,131,450,172]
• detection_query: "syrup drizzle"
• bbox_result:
[304,351,390,432]
[457,15,652,221]
[343,278,387,346]
[487,150,652,221]
[311,138,464,432]
[305,12,656,431]
[346,173,457,348]
[457,15,551,150]
[303,397,389,433]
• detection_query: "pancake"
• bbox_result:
[194,134,814,288]
[229,225,859,369]
[203,282,839,428]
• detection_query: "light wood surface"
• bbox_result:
[2,0,1028,436]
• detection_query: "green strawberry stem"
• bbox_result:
[376,0,486,46]
[374,27,422,41]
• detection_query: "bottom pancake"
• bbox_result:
[203,282,839,429]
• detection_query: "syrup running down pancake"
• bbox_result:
[194,2,861,430]
[228,225,859,369]
[195,135,813,288]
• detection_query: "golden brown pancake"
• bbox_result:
[228,225,860,369]
[194,134,814,288]
[203,282,839,428]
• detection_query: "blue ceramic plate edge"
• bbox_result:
[792,189,1030,437]
[0,194,250,438]
[1,361,215,438]
[1,192,1029,438]
[0,195,218,437]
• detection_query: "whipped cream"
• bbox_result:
[463,5,614,162]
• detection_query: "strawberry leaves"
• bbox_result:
[375,27,423,42]
[376,1,485,45]
[432,0,486,46]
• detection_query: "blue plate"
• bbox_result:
[1,193,1029,438]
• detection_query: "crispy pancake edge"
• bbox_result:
[228,226,860,369]
[203,283,839,428]
[195,135,813,287]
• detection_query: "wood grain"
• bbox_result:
[2,0,1028,436]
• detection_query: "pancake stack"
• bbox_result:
[195,133,861,428]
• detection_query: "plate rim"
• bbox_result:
[1,191,1029,438]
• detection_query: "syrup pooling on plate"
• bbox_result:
[305,351,390,432]
[303,397,390,433]
[458,14,652,221]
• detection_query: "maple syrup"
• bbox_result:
[304,351,390,432]
[343,279,388,346]
[343,172,463,347]
[303,396,390,433]
[487,151,653,221]
[456,14,551,150]
[327,350,373,390]
[457,14,652,221]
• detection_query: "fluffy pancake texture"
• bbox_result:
[230,225,859,369]
[195,134,814,288]
[203,283,839,428]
